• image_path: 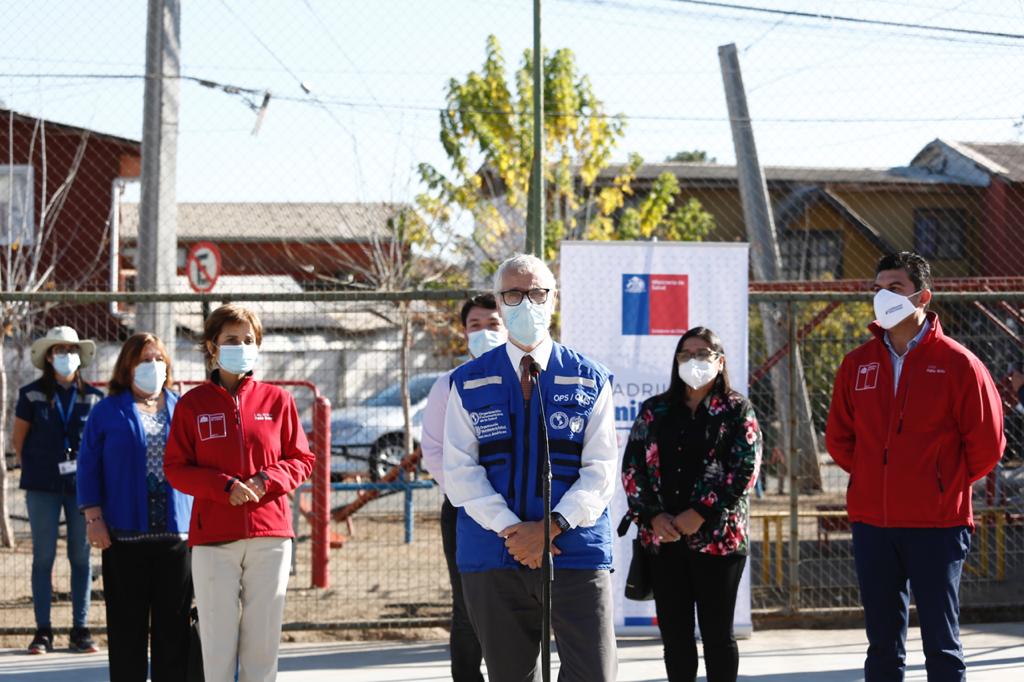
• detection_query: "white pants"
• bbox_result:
[192,537,292,682]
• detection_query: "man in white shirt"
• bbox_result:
[420,293,506,682]
[443,254,619,682]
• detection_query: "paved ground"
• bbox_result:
[1,622,1022,680]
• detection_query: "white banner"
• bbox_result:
[559,241,751,635]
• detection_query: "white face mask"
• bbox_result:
[133,360,167,396]
[218,344,259,375]
[52,352,81,378]
[873,288,921,330]
[501,301,551,348]
[678,359,719,390]
[467,329,507,358]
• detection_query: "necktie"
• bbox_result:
[520,355,533,403]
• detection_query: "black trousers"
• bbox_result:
[650,541,747,682]
[441,497,485,682]
[102,539,193,682]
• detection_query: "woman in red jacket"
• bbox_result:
[165,304,315,682]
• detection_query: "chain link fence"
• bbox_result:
[748,290,1024,616]
[3,0,1024,634]
[1,288,1022,633]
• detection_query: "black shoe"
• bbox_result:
[27,628,53,655]
[69,626,99,653]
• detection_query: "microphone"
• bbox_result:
[529,358,553,682]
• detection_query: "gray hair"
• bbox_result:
[492,253,557,298]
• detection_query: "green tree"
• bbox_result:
[417,35,716,270]
[665,149,716,163]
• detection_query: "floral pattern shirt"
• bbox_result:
[622,388,762,556]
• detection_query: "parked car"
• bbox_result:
[307,372,444,481]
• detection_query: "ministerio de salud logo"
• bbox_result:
[621,273,689,336]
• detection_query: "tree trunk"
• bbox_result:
[0,337,17,547]
[399,303,414,461]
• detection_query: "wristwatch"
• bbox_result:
[551,512,570,533]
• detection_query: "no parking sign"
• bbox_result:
[186,242,222,293]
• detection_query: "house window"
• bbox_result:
[0,165,34,245]
[779,230,843,280]
[914,208,966,259]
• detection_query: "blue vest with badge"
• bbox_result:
[452,342,613,573]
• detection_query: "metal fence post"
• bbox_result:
[787,301,801,613]
[311,395,331,588]
[405,484,414,544]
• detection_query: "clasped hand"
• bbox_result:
[229,476,267,506]
[651,509,704,543]
[500,521,562,569]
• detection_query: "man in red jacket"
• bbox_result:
[826,252,1004,682]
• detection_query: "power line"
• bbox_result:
[3,72,1020,124]
[665,0,1024,40]
[216,0,366,196]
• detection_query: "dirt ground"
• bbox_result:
[0,487,452,638]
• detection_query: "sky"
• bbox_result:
[2,0,1023,205]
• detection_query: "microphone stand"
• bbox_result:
[529,361,553,682]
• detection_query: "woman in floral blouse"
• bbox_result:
[622,326,762,682]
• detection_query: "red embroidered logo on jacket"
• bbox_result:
[197,413,227,441]
[855,363,880,391]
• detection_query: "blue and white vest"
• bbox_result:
[452,342,613,573]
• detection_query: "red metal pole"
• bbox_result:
[311,395,331,588]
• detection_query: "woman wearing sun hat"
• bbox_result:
[12,326,104,654]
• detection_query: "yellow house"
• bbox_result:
[592,139,1022,280]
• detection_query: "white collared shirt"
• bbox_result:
[420,370,455,494]
[883,319,931,392]
[442,335,618,533]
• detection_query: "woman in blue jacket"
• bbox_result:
[12,326,103,654]
[77,332,194,682]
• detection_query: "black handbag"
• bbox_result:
[187,606,205,682]
[618,514,654,601]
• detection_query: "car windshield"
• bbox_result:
[363,374,440,407]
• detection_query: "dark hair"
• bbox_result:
[661,326,731,405]
[109,333,174,396]
[876,251,932,291]
[460,293,498,328]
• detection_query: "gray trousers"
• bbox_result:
[461,568,617,682]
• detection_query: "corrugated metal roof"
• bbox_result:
[959,142,1024,182]
[118,202,404,242]
[595,162,973,186]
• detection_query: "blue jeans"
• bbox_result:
[852,523,971,682]
[26,490,92,628]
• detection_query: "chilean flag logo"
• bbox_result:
[622,274,689,336]
[855,363,880,391]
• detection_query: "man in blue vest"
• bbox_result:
[443,253,618,682]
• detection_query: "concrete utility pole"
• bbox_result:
[137,0,180,347]
[525,0,545,259]
[718,43,822,491]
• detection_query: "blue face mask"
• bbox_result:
[218,344,259,375]
[52,353,81,378]
[501,301,551,348]
[467,329,507,358]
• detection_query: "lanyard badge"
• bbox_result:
[55,387,78,475]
